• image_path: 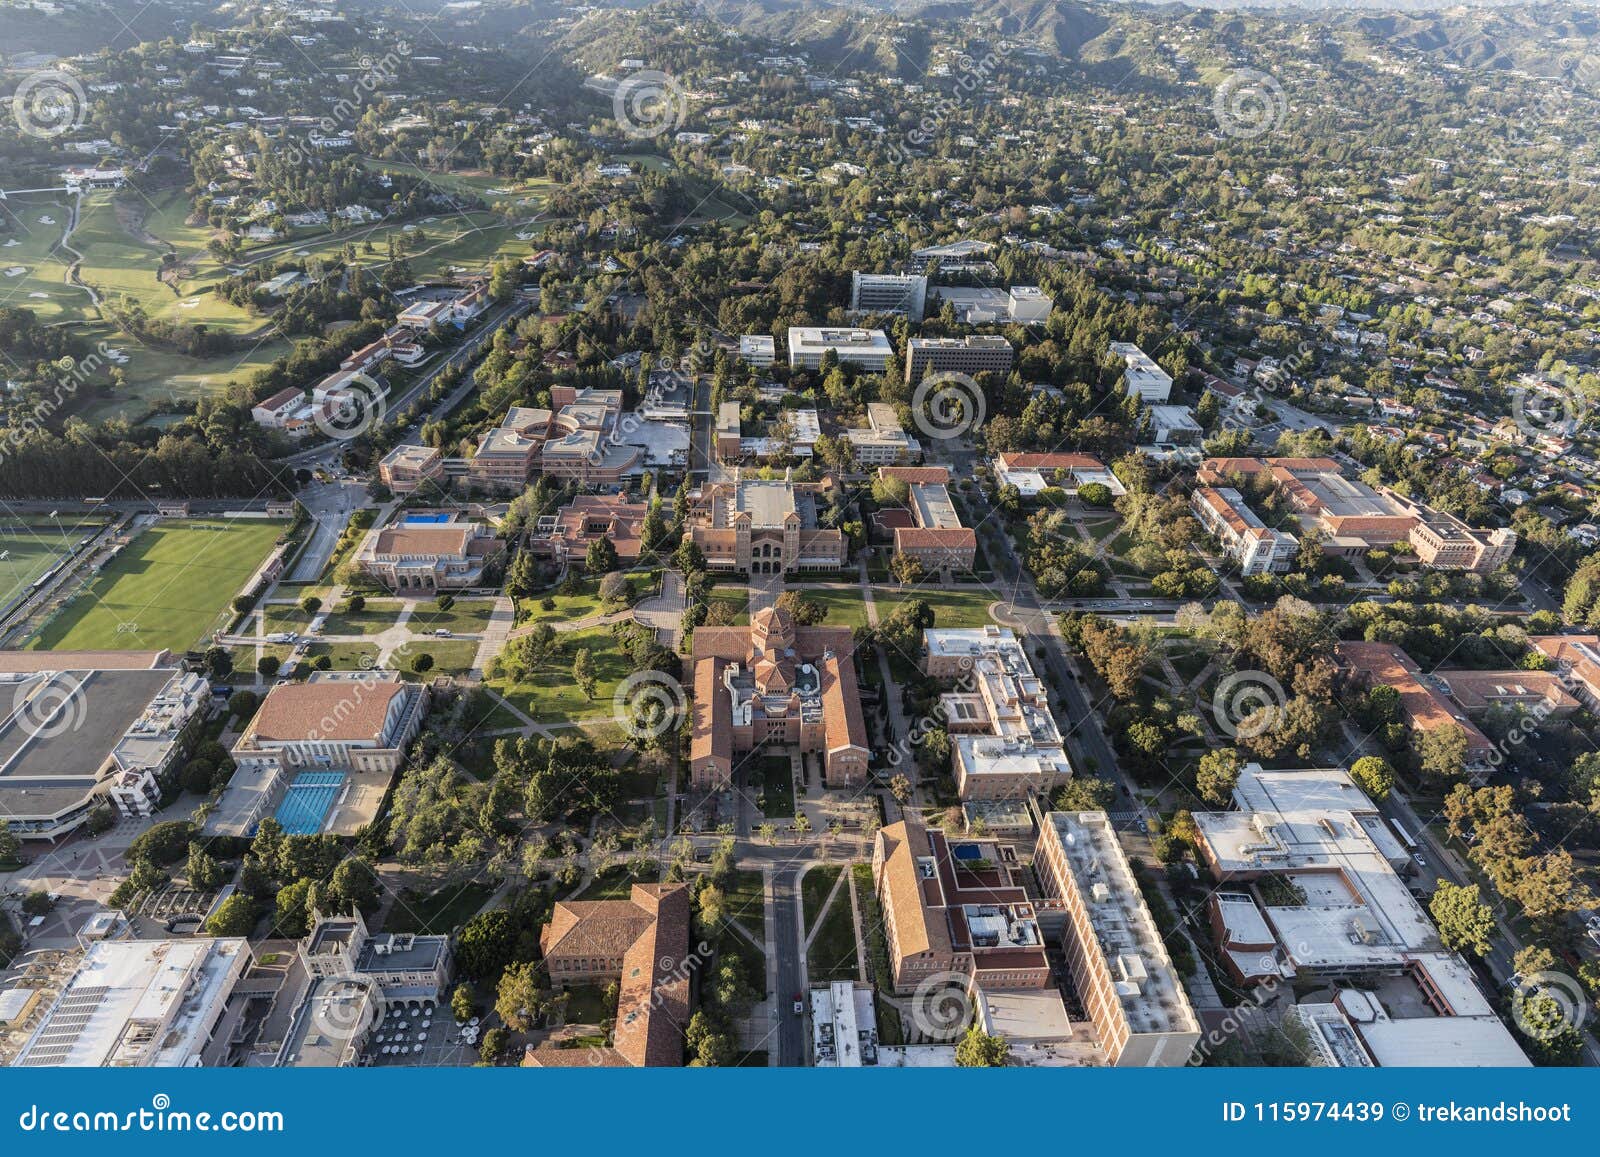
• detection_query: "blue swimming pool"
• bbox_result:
[952,843,984,861]
[402,513,450,524]
[273,771,346,835]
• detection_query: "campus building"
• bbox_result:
[1336,642,1497,781]
[467,406,553,491]
[0,651,208,839]
[1034,811,1201,1066]
[1110,342,1172,402]
[689,475,848,576]
[12,938,250,1067]
[1189,486,1299,576]
[738,334,776,367]
[377,444,445,495]
[1196,458,1516,572]
[1190,764,1529,1066]
[524,883,691,1068]
[922,626,1071,800]
[989,452,1126,500]
[533,493,652,566]
[689,606,869,790]
[787,327,894,371]
[875,465,976,572]
[846,402,922,466]
[872,817,1051,994]
[850,272,928,321]
[355,520,503,590]
[927,285,1052,325]
[904,335,1014,385]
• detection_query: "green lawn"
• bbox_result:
[296,641,380,672]
[0,524,78,607]
[787,587,869,628]
[519,575,648,626]
[721,869,767,940]
[406,598,499,634]
[877,589,999,629]
[0,195,95,323]
[321,600,403,635]
[754,755,795,818]
[394,638,479,676]
[705,586,749,624]
[801,865,842,932]
[27,519,287,653]
[806,873,861,983]
[384,881,495,934]
[489,626,640,723]
[558,984,617,1028]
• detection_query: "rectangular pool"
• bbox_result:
[273,771,346,835]
[402,513,451,524]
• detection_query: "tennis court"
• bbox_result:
[273,771,347,835]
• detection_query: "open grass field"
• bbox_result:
[26,519,287,654]
[73,320,294,424]
[0,532,70,609]
[0,195,94,323]
[488,625,636,723]
[790,587,869,629]
[878,588,999,629]
[357,157,556,209]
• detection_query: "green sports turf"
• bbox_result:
[26,519,287,653]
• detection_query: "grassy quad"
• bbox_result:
[488,625,638,723]
[877,588,1000,629]
[26,519,287,654]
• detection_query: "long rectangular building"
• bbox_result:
[905,335,1014,385]
[1034,811,1201,1066]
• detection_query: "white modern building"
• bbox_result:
[12,939,250,1067]
[738,334,776,367]
[1110,342,1172,402]
[1190,486,1298,576]
[787,327,894,372]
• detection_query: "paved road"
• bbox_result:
[768,867,807,1066]
[286,478,366,582]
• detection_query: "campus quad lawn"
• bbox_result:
[394,638,480,676]
[407,598,499,634]
[756,755,795,818]
[786,587,869,628]
[295,641,380,672]
[488,626,636,722]
[876,588,999,629]
[319,600,403,635]
[27,520,286,654]
[801,865,842,931]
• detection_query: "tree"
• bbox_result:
[573,648,597,699]
[889,552,925,584]
[0,820,21,864]
[347,594,366,613]
[1078,481,1112,507]
[326,857,380,912]
[257,654,280,678]
[889,775,913,805]
[775,590,827,625]
[955,1025,1008,1067]
[204,892,257,936]
[696,883,726,936]
[1349,755,1394,802]
[300,595,322,615]
[479,1026,510,1064]
[1429,881,1495,957]
[451,983,477,1022]
[684,1010,735,1067]
[585,536,619,574]
[1196,747,1243,807]
[274,878,315,939]
[758,822,777,843]
[598,572,629,603]
[203,646,232,680]
[185,843,224,890]
[1414,723,1468,780]
[410,651,435,674]
[1053,776,1115,812]
[127,820,195,867]
[231,595,253,614]
[495,961,543,1031]
[457,909,519,980]
[181,758,215,795]
[21,890,52,917]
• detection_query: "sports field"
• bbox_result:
[26,519,287,654]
